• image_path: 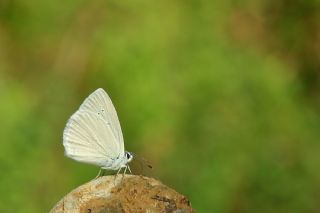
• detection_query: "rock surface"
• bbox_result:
[50,175,195,213]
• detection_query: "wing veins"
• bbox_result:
[67,116,108,155]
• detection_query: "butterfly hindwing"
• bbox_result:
[63,110,120,167]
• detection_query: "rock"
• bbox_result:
[50,175,195,213]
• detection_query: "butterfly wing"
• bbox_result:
[79,88,124,155]
[63,110,120,167]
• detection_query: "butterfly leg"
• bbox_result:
[121,166,128,181]
[127,165,132,174]
[95,168,103,179]
[124,166,128,174]
[113,167,122,184]
[114,167,122,179]
[116,167,122,176]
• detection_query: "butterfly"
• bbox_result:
[63,88,133,176]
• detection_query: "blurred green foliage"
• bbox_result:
[0,0,320,212]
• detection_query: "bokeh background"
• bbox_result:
[1,0,320,212]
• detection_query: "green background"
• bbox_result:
[1,0,320,212]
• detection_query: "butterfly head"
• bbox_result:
[125,151,133,163]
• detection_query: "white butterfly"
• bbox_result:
[63,88,133,175]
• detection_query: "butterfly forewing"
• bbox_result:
[79,88,124,152]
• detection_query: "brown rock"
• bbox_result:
[50,175,195,213]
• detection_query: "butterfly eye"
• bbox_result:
[126,152,133,161]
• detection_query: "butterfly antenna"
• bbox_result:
[132,153,153,171]
[140,157,153,169]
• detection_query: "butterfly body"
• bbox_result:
[100,151,133,170]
